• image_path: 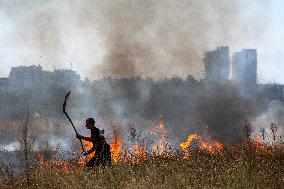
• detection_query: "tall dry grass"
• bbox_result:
[1,143,284,189]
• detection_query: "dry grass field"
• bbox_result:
[1,118,284,188]
[1,142,284,189]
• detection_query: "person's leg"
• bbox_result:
[96,151,104,166]
[86,155,97,168]
[105,146,111,165]
[105,144,112,165]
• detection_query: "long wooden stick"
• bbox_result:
[63,91,87,156]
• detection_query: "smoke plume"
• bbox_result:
[0,0,272,80]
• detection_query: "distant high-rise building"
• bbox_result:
[8,65,81,90]
[204,46,230,81]
[232,49,257,89]
[9,65,43,89]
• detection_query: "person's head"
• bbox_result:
[85,118,95,130]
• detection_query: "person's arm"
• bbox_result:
[81,135,93,142]
[76,134,94,142]
[88,146,96,154]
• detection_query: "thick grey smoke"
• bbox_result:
[78,0,270,79]
[0,1,65,69]
[0,0,274,80]
[252,100,284,142]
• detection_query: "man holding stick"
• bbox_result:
[76,118,111,167]
[63,91,111,167]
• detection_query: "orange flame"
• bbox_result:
[110,128,122,163]
[199,140,223,154]
[180,134,199,150]
[151,114,169,155]
[180,134,223,154]
[82,137,95,158]
[132,144,147,158]
[78,135,96,166]
[37,152,70,173]
[128,144,147,164]
[251,135,267,152]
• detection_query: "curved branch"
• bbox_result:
[63,91,78,134]
[63,91,87,155]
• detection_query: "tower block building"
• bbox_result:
[204,46,230,82]
[232,49,257,90]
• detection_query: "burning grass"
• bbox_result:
[1,119,284,188]
[1,142,284,189]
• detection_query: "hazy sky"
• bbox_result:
[0,0,284,83]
